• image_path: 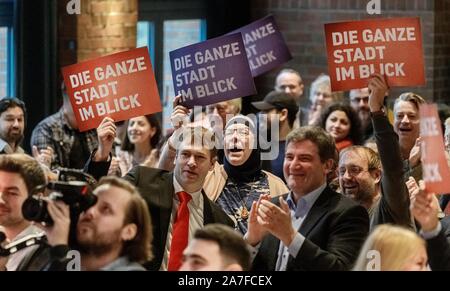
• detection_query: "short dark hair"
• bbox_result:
[194,224,250,271]
[275,106,298,128]
[318,102,363,145]
[0,97,27,122]
[286,126,337,163]
[122,114,162,151]
[96,176,153,264]
[0,154,46,195]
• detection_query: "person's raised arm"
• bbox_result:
[93,117,116,162]
[158,95,190,171]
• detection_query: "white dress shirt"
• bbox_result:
[159,177,204,271]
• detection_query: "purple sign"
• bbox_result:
[231,15,292,77]
[169,33,256,108]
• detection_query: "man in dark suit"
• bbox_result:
[245,126,369,271]
[85,119,234,270]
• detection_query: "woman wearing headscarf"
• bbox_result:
[158,99,288,234]
[203,115,288,234]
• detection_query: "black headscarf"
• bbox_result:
[223,115,262,183]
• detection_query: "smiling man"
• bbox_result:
[85,120,234,270]
[0,98,26,154]
[338,73,413,230]
[246,126,369,271]
[393,92,425,161]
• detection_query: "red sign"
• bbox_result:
[325,17,425,91]
[420,104,450,194]
[62,47,162,131]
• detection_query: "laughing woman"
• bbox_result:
[203,115,288,234]
[318,102,363,152]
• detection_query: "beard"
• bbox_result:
[346,181,376,206]
[358,110,371,128]
[76,225,123,257]
[0,128,24,146]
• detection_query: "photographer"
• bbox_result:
[26,176,153,271]
[0,154,47,271]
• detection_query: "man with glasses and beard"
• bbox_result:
[0,97,26,154]
[338,74,413,230]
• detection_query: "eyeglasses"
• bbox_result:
[337,166,368,177]
[224,128,250,137]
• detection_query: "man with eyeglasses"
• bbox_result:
[0,97,26,154]
[338,74,413,230]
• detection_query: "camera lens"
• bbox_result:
[22,197,52,225]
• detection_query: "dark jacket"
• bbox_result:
[84,155,234,270]
[252,187,370,271]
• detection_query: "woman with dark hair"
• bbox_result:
[318,102,362,152]
[111,114,162,176]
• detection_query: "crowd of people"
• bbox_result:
[0,68,449,271]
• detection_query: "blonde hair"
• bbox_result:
[394,92,426,112]
[226,98,242,115]
[353,225,426,271]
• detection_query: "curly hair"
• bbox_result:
[318,102,363,145]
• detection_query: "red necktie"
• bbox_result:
[167,191,192,271]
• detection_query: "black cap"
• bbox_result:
[251,91,299,112]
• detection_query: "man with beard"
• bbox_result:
[338,74,412,230]
[349,88,373,141]
[0,97,26,154]
[36,176,153,271]
[252,91,299,181]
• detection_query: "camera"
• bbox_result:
[22,180,97,226]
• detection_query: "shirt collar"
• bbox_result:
[0,138,24,154]
[173,176,202,207]
[286,183,326,218]
[58,108,75,131]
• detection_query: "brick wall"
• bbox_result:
[77,0,138,61]
[251,0,450,103]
